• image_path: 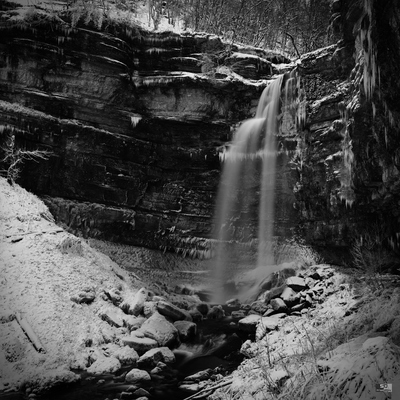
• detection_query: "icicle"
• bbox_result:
[360,0,379,102]
[388,110,395,127]
[384,127,388,148]
[135,76,178,87]
[130,116,142,128]
[145,48,169,55]
[338,106,356,207]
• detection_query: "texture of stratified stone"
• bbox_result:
[0,7,290,253]
[1,0,400,259]
[294,0,400,261]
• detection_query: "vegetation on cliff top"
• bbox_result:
[1,0,334,57]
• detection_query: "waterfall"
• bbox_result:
[211,75,287,303]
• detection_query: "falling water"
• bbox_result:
[212,75,287,303]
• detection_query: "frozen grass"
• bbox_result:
[210,268,400,400]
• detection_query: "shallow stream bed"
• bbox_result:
[0,306,251,400]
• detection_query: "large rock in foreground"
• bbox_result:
[139,312,180,348]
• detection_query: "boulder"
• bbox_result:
[140,312,180,347]
[143,301,158,318]
[263,308,277,317]
[184,369,212,382]
[138,347,176,368]
[286,276,307,291]
[110,345,139,365]
[105,287,123,305]
[174,284,195,295]
[255,317,280,340]
[259,284,286,303]
[226,298,240,307]
[174,321,197,341]
[196,303,210,316]
[100,325,118,343]
[121,335,158,355]
[188,308,203,322]
[70,287,96,304]
[250,301,270,315]
[121,288,148,316]
[123,315,146,331]
[248,310,262,316]
[280,287,299,307]
[125,368,151,384]
[315,265,335,279]
[150,366,163,375]
[304,289,315,297]
[179,383,205,394]
[152,295,167,302]
[238,314,261,332]
[305,277,317,288]
[305,294,313,305]
[231,310,247,319]
[312,282,325,295]
[270,298,288,312]
[268,312,287,319]
[157,300,189,321]
[133,388,151,398]
[98,306,125,328]
[119,391,134,400]
[240,339,258,358]
[207,305,225,320]
[86,355,121,375]
[290,302,307,312]
[291,311,302,317]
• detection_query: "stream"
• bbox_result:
[1,306,251,400]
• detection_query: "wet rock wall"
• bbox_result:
[0,7,293,253]
[294,0,400,259]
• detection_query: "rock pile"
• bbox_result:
[71,262,325,400]
[201,264,400,400]
[69,283,232,399]
[174,264,340,398]
[236,263,336,333]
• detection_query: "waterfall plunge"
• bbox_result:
[212,74,291,303]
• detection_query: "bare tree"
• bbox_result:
[1,134,52,185]
[162,0,332,56]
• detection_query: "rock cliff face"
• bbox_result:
[1,1,399,260]
[294,0,400,258]
[0,3,294,254]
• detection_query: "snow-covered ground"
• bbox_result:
[0,178,142,391]
[2,178,400,399]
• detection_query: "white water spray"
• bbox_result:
[212,75,286,303]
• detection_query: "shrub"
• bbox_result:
[58,236,84,256]
[350,225,395,288]
[0,133,51,185]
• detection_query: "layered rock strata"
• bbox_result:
[0,4,296,253]
[3,0,399,258]
[294,0,400,257]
